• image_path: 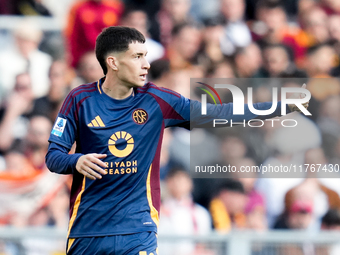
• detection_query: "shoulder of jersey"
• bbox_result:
[137,82,181,99]
[60,82,98,116]
[69,82,98,101]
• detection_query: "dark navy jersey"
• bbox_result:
[47,77,285,238]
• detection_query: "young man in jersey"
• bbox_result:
[46,26,308,254]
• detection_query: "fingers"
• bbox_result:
[76,154,108,180]
[91,154,107,168]
[292,103,309,113]
[93,153,107,159]
[84,160,107,175]
[79,167,103,180]
[300,83,307,99]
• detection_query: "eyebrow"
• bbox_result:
[133,52,148,56]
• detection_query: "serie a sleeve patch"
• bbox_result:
[51,117,67,137]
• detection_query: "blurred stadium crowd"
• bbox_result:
[2,0,340,254]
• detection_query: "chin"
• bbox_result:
[134,82,146,87]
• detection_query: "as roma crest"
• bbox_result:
[132,109,148,125]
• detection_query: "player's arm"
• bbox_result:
[46,88,107,180]
[148,83,309,128]
[190,100,287,128]
[191,84,309,127]
[46,142,107,180]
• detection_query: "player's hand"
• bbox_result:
[76,153,107,180]
[288,83,309,113]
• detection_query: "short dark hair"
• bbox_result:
[322,209,340,227]
[256,0,285,11]
[149,59,170,80]
[171,22,199,38]
[216,179,245,195]
[95,26,145,75]
[306,42,332,56]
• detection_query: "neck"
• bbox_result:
[102,72,134,99]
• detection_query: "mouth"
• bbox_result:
[140,74,147,80]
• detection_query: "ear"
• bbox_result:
[106,55,118,71]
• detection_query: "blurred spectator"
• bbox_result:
[305,43,337,78]
[159,168,211,254]
[15,0,52,16]
[219,135,248,166]
[321,209,340,230]
[234,42,262,78]
[275,186,327,255]
[320,0,340,15]
[71,51,104,88]
[31,60,70,122]
[124,0,160,20]
[256,113,321,227]
[0,0,52,16]
[41,0,77,27]
[274,176,331,232]
[320,209,340,255]
[328,15,340,76]
[190,0,219,21]
[256,44,306,77]
[275,179,317,230]
[192,135,246,210]
[274,199,314,230]
[1,115,52,172]
[1,150,38,181]
[22,115,52,170]
[0,21,52,99]
[167,66,205,97]
[318,95,340,147]
[233,158,267,231]
[253,2,292,45]
[207,60,235,79]
[0,0,17,14]
[300,6,330,46]
[170,125,219,173]
[120,6,165,63]
[328,137,340,166]
[304,148,340,209]
[159,129,174,180]
[65,0,124,68]
[149,0,194,46]
[0,115,66,227]
[209,179,247,233]
[219,0,252,56]
[0,73,34,153]
[148,59,171,86]
[165,22,202,70]
[197,17,225,67]
[253,1,309,66]
[275,149,340,231]
[246,0,299,19]
[329,15,340,54]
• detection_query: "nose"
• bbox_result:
[143,58,150,70]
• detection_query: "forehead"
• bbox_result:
[125,42,147,54]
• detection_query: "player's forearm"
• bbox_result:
[190,100,290,127]
[242,101,291,120]
[45,142,82,174]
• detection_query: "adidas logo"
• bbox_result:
[88,116,105,127]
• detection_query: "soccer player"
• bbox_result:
[45,26,308,254]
